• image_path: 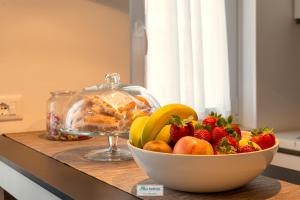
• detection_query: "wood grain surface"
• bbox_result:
[5,131,300,200]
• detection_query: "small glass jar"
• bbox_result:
[46,91,89,141]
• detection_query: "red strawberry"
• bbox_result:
[214,150,221,155]
[239,145,256,153]
[226,115,241,140]
[194,129,211,142]
[203,116,217,130]
[231,123,241,138]
[224,126,241,142]
[250,128,276,149]
[214,135,238,154]
[224,135,238,148]
[211,127,229,145]
[222,116,241,141]
[168,115,194,144]
[203,112,221,130]
[238,140,261,153]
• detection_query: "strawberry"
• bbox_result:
[214,150,221,155]
[202,112,221,130]
[211,127,228,145]
[203,117,217,130]
[238,139,261,153]
[250,128,276,149]
[224,135,238,148]
[231,123,242,139]
[224,115,241,140]
[214,135,238,154]
[224,126,241,142]
[239,145,256,153]
[194,124,211,142]
[167,115,194,144]
[207,114,241,144]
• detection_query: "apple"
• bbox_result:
[173,136,214,155]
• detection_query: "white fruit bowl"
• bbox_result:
[127,139,279,193]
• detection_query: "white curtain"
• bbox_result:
[145,0,231,117]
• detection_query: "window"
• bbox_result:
[130,0,238,119]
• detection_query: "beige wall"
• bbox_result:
[257,0,300,131]
[0,0,129,133]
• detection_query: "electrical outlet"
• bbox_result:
[0,95,23,122]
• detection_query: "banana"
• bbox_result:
[155,125,171,144]
[129,116,150,148]
[141,104,198,146]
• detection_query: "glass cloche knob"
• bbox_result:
[105,73,120,89]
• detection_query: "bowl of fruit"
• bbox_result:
[128,104,279,193]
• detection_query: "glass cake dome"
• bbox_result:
[61,73,160,161]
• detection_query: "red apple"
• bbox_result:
[173,136,214,155]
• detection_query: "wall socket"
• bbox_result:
[0,95,23,122]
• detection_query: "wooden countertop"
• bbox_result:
[2,131,300,200]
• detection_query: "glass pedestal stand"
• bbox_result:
[61,129,132,162]
[84,135,132,162]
